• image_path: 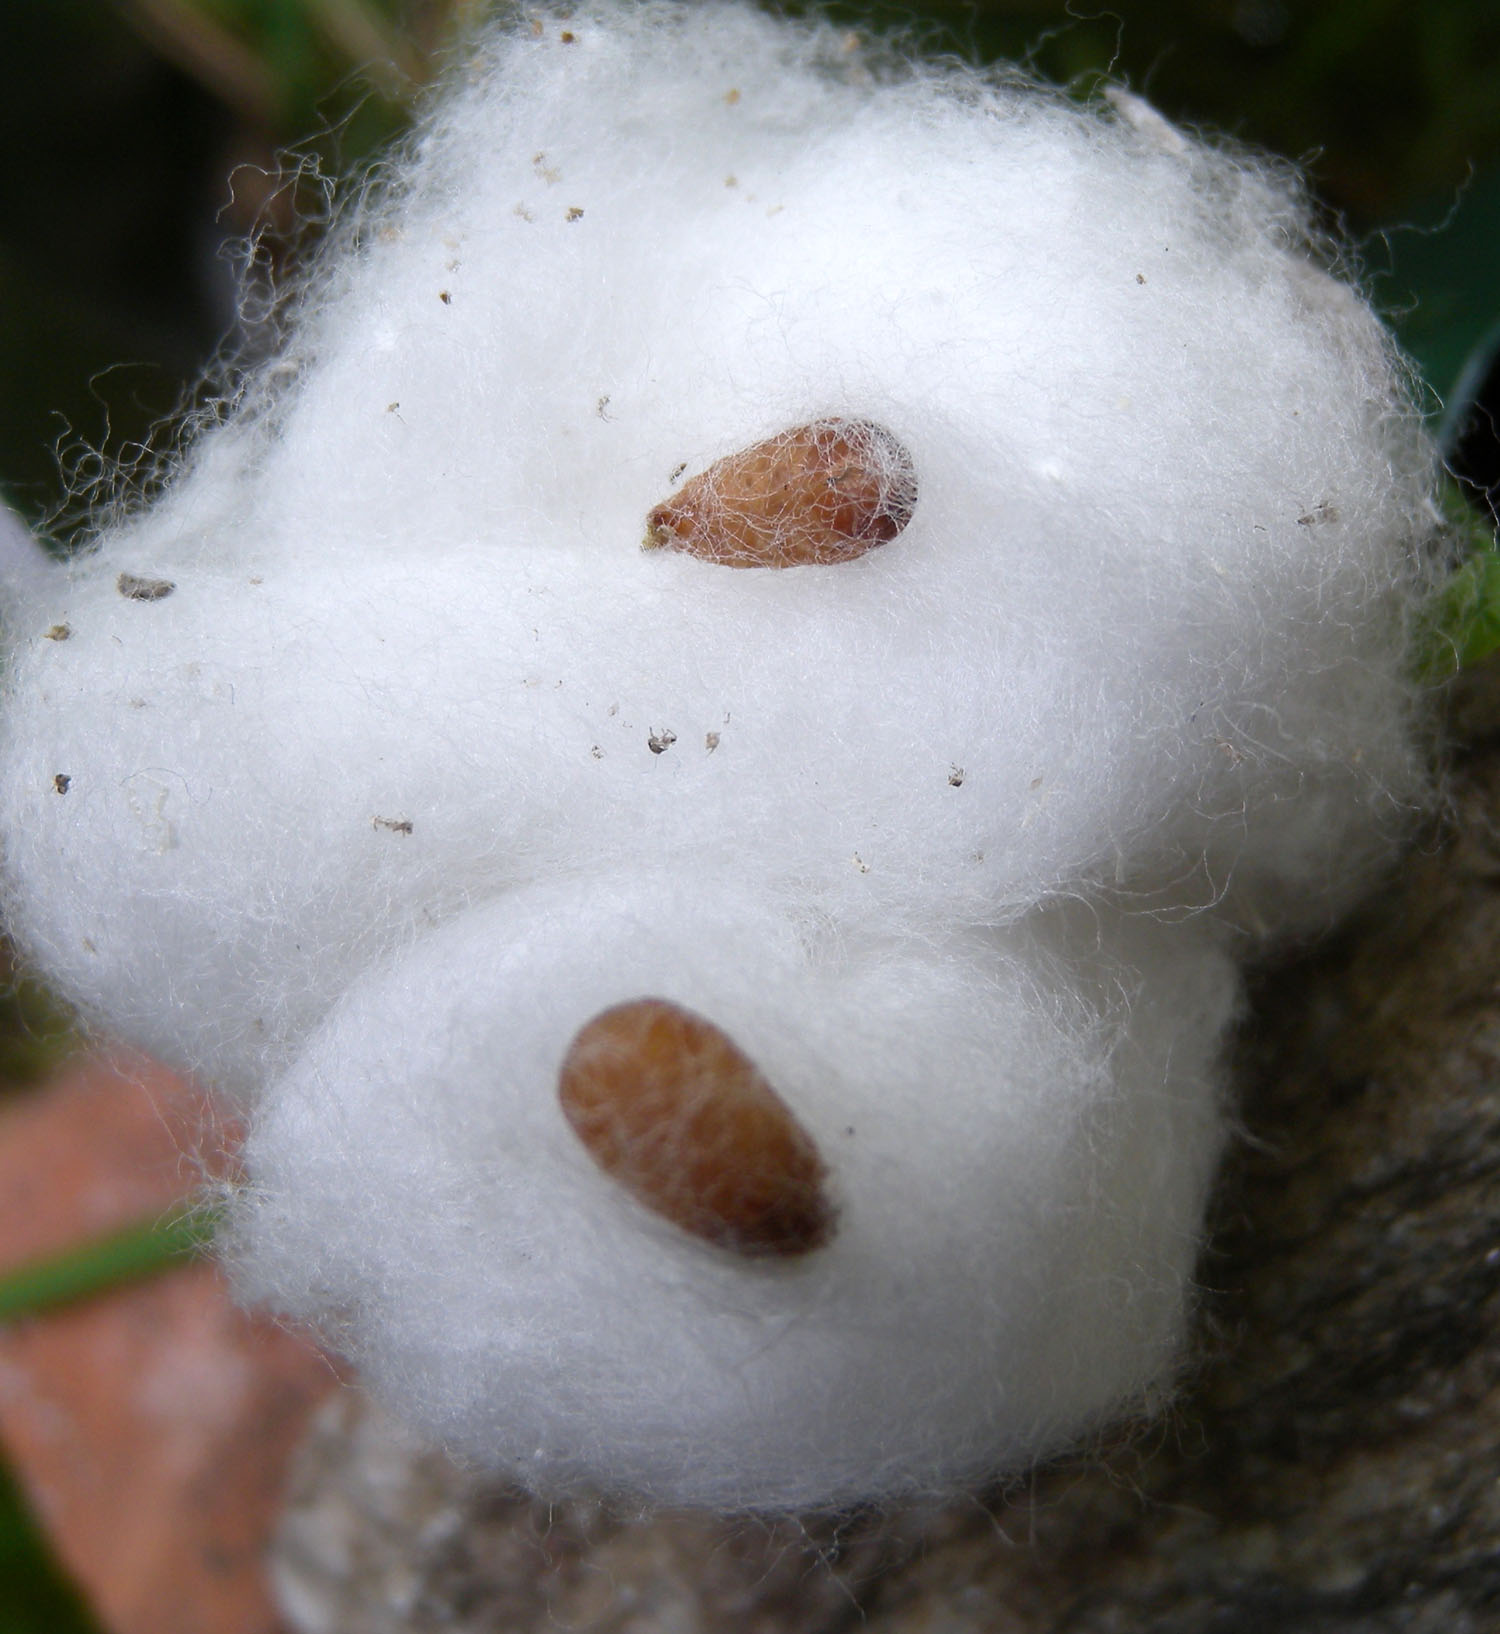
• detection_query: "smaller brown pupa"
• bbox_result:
[645,417,917,568]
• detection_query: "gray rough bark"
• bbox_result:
[271,662,1500,1634]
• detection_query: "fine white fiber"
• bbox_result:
[0,1,1440,1509]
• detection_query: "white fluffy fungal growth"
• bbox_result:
[0,2,1437,1508]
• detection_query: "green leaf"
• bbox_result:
[0,1458,99,1634]
[1382,170,1500,423]
[1417,481,1500,678]
[0,1202,222,1325]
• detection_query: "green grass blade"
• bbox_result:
[0,1203,222,1325]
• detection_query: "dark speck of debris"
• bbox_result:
[948,766,964,787]
[590,745,603,760]
[1298,501,1339,526]
[566,206,585,222]
[439,290,452,305]
[52,774,70,794]
[561,29,576,43]
[372,816,414,835]
[669,461,688,483]
[596,395,611,419]
[43,624,70,641]
[1135,272,1146,284]
[705,731,721,752]
[117,573,175,602]
[648,728,677,755]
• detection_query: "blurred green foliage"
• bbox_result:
[123,0,431,129]
[0,1463,98,1634]
[1428,540,1500,674]
[805,0,1500,228]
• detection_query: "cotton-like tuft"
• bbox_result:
[0,1,1439,1508]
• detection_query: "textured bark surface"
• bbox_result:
[271,661,1500,1634]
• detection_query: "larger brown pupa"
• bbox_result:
[558,997,835,1257]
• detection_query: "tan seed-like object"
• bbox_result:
[558,997,835,1257]
[644,417,917,567]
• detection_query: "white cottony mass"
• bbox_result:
[0,3,1438,1508]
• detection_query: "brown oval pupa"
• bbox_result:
[644,417,917,568]
[558,997,835,1258]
